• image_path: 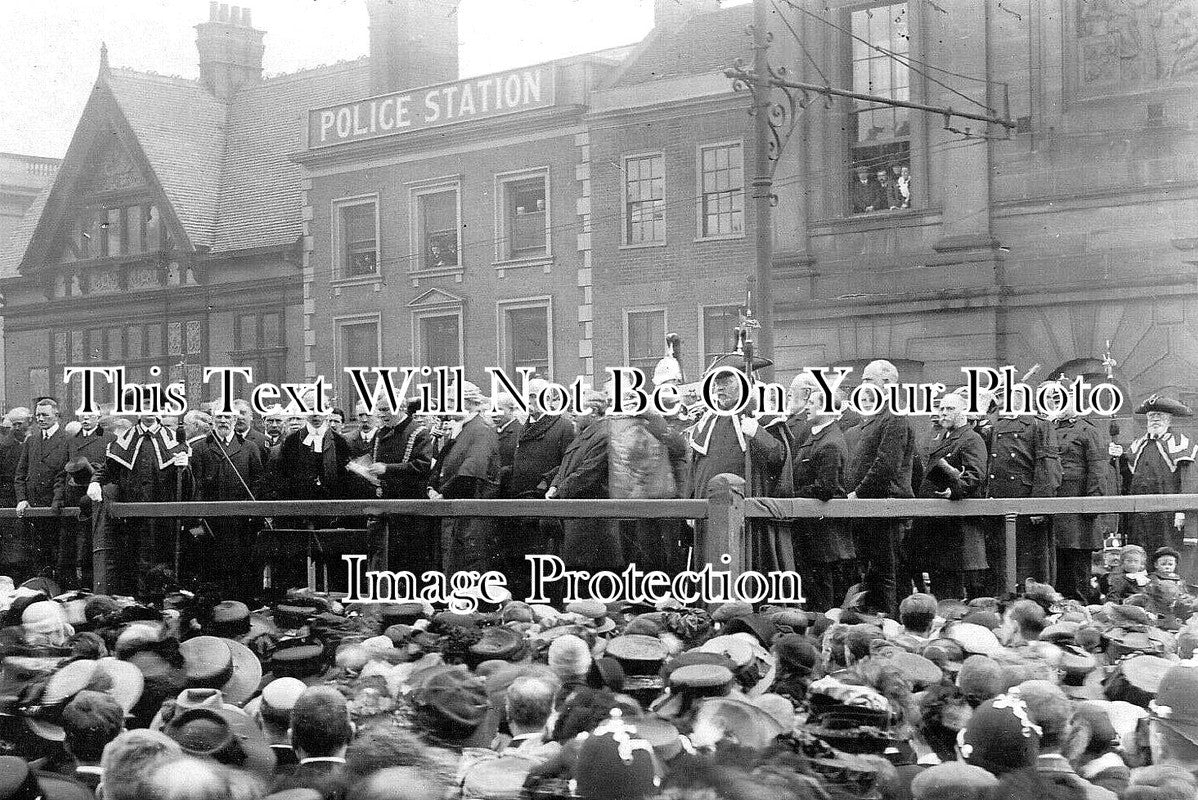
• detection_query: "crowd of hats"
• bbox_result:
[4,573,1198,799]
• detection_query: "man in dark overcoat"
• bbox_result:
[792,389,856,612]
[1053,403,1107,601]
[0,409,30,578]
[984,387,1061,590]
[275,409,352,502]
[549,391,618,574]
[491,394,523,498]
[846,360,916,616]
[88,413,188,595]
[505,380,575,592]
[15,399,71,582]
[908,392,988,600]
[192,410,264,599]
[51,409,115,587]
[366,397,434,572]
[1124,395,1197,556]
[427,382,500,573]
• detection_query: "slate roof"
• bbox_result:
[215,59,370,252]
[107,68,228,251]
[616,3,752,86]
[0,57,372,279]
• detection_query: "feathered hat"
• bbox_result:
[652,333,684,387]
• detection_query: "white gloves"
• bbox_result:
[87,482,103,503]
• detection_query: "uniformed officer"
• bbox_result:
[985,384,1061,589]
[1053,403,1107,601]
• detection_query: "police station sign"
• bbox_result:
[309,66,556,147]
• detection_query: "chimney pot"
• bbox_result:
[242,8,252,27]
[209,1,218,21]
[219,4,230,22]
[232,6,242,25]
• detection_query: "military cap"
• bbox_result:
[668,663,735,692]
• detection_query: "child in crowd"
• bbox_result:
[1103,545,1149,602]
[1145,546,1195,629]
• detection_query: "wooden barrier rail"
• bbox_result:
[3,486,1196,597]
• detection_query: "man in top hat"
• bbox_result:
[15,398,72,583]
[427,381,500,573]
[51,408,115,588]
[366,395,435,572]
[686,352,793,572]
[87,409,189,595]
[845,359,916,616]
[190,409,264,600]
[1125,395,1197,556]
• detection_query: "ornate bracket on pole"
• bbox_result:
[726,56,814,191]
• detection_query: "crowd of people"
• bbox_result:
[1,552,1198,798]
[0,350,1190,797]
[0,353,1194,613]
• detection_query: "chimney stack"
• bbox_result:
[196,3,265,101]
[653,0,720,31]
[366,0,459,96]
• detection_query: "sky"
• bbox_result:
[0,0,689,159]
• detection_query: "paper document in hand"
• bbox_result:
[348,454,381,486]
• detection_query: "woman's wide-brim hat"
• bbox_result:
[179,636,262,706]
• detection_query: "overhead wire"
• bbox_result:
[344,134,984,277]
[783,0,996,116]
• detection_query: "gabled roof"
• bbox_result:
[106,68,228,251]
[0,57,372,280]
[614,3,753,86]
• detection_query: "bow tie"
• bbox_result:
[1148,433,1165,440]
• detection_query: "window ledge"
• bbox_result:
[409,266,465,279]
[493,256,553,270]
[619,241,667,251]
[811,207,940,233]
[331,274,382,289]
[694,233,747,243]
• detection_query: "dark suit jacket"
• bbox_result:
[53,427,116,505]
[911,424,989,571]
[509,414,575,498]
[793,423,855,563]
[276,429,352,500]
[15,428,70,506]
[0,432,23,505]
[846,408,915,499]
[374,416,434,499]
[552,418,609,499]
[193,432,263,501]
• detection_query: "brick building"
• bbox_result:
[293,0,634,402]
[3,0,1195,435]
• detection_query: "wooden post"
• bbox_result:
[1004,513,1018,594]
[705,474,746,573]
